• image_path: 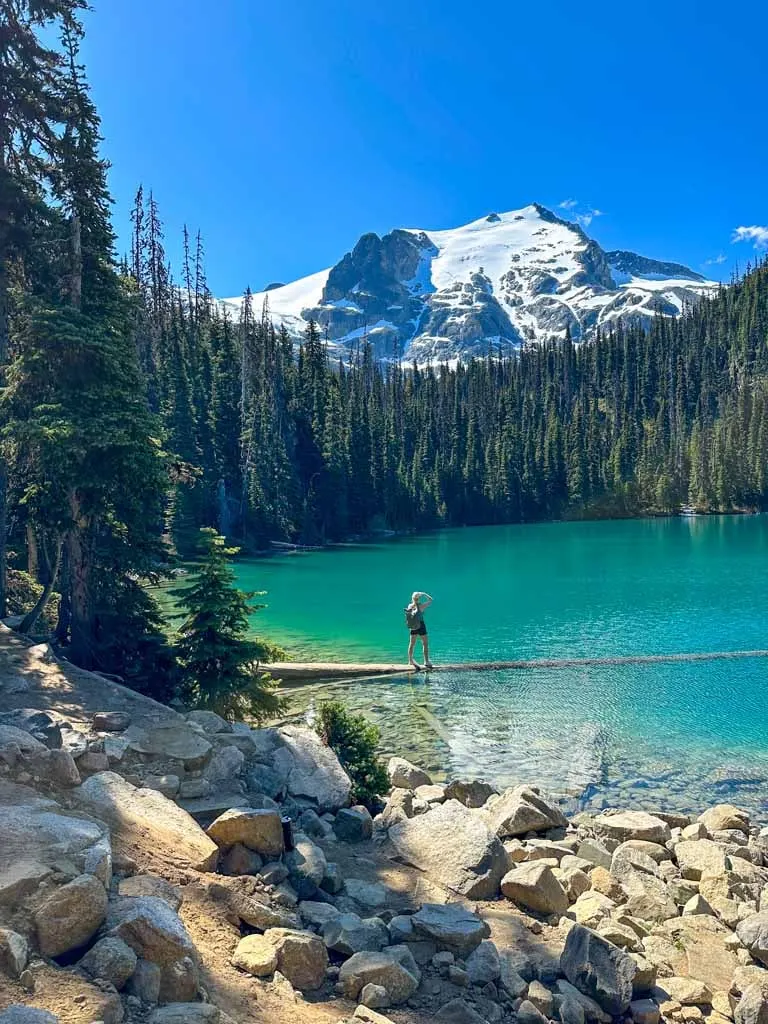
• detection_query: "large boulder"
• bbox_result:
[232,933,279,976]
[126,723,212,770]
[738,913,768,967]
[736,981,768,1024]
[389,799,506,899]
[338,948,420,1004]
[273,725,352,812]
[0,781,111,904]
[263,928,328,991]
[79,935,138,989]
[323,913,389,956]
[387,757,432,790]
[0,709,62,748]
[699,805,750,834]
[334,806,374,843]
[444,778,497,809]
[75,772,218,872]
[465,941,501,985]
[647,915,739,993]
[561,924,636,1016]
[206,808,283,857]
[34,873,108,956]
[593,811,671,845]
[484,785,567,838]
[411,904,490,955]
[675,840,728,881]
[106,895,195,968]
[500,862,568,915]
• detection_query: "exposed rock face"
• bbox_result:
[485,785,568,838]
[230,205,716,364]
[561,924,636,1015]
[389,799,506,899]
[206,808,284,857]
[34,873,108,956]
[76,771,218,872]
[411,904,490,955]
[501,862,569,915]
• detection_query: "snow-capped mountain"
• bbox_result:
[224,204,717,362]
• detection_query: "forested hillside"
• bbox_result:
[3,2,768,692]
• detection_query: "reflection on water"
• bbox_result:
[278,660,768,819]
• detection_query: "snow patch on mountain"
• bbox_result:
[223,204,717,362]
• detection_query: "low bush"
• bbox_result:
[314,700,389,810]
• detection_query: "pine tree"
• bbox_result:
[172,528,283,721]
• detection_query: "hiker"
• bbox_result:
[405,591,433,670]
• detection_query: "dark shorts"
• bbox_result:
[410,625,427,637]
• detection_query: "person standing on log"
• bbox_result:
[405,591,433,671]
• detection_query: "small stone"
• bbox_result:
[127,958,161,1003]
[448,965,470,987]
[143,774,180,799]
[653,978,713,1007]
[79,935,138,989]
[527,979,554,1015]
[78,751,110,773]
[411,903,490,955]
[220,843,263,876]
[0,928,28,978]
[518,999,550,1024]
[501,861,568,915]
[631,998,661,1024]
[699,806,750,835]
[594,811,671,845]
[465,941,500,986]
[434,999,487,1024]
[334,806,374,843]
[232,933,278,976]
[118,874,182,910]
[46,749,81,786]
[387,757,431,790]
[360,982,390,1008]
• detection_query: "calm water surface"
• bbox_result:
[234,517,768,817]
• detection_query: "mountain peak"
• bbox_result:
[225,207,716,362]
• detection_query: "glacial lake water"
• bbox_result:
[234,516,768,817]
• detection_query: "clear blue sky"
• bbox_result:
[82,0,767,296]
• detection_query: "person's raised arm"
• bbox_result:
[420,593,433,609]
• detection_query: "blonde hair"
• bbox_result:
[410,592,420,606]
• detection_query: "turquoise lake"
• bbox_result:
[234,516,768,816]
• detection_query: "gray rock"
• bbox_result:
[220,843,263,877]
[501,862,568,915]
[433,999,488,1023]
[299,900,341,929]
[127,958,162,1002]
[360,982,390,1008]
[76,772,218,873]
[206,808,283,857]
[735,981,768,1024]
[498,950,528,997]
[629,998,661,1024]
[389,799,506,899]
[34,873,108,956]
[444,778,497,809]
[518,999,549,1024]
[528,980,554,1015]
[338,949,419,1004]
[106,895,194,967]
[344,878,388,908]
[79,935,138,989]
[576,838,613,870]
[263,927,328,991]
[260,861,289,886]
[323,913,389,955]
[675,839,728,881]
[465,941,500,985]
[298,808,331,838]
[185,710,232,734]
[593,812,671,845]
[559,996,586,1024]
[0,1009,60,1024]
[157,954,199,1003]
[203,746,245,786]
[246,763,284,799]
[276,725,352,812]
[411,903,490,955]
[388,916,414,943]
[448,964,470,986]
[0,928,27,978]
[46,750,81,787]
[387,757,431,790]
[149,1006,220,1024]
[127,723,212,770]
[560,924,636,1016]
[321,861,343,894]
[118,874,182,910]
[0,709,61,748]
[738,912,768,967]
[285,835,327,898]
[334,806,374,843]
[554,979,612,1023]
[92,711,131,732]
[485,785,568,838]
[143,775,181,800]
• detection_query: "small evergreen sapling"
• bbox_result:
[314,700,389,809]
[172,528,283,721]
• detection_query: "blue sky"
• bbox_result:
[82,0,767,296]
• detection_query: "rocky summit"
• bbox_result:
[223,204,717,363]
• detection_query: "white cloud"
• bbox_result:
[558,198,578,210]
[732,226,768,250]
[703,253,727,266]
[576,208,604,228]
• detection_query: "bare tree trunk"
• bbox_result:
[70,213,82,310]
[55,546,71,644]
[20,536,62,634]
[66,492,93,666]
[26,524,39,576]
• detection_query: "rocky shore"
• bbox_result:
[1,633,768,1024]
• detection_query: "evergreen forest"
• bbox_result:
[3,2,768,699]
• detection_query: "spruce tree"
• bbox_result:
[172,528,283,722]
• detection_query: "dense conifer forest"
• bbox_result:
[3,2,768,696]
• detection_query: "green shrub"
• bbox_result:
[314,700,389,809]
[7,569,59,631]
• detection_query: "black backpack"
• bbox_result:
[404,604,421,629]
